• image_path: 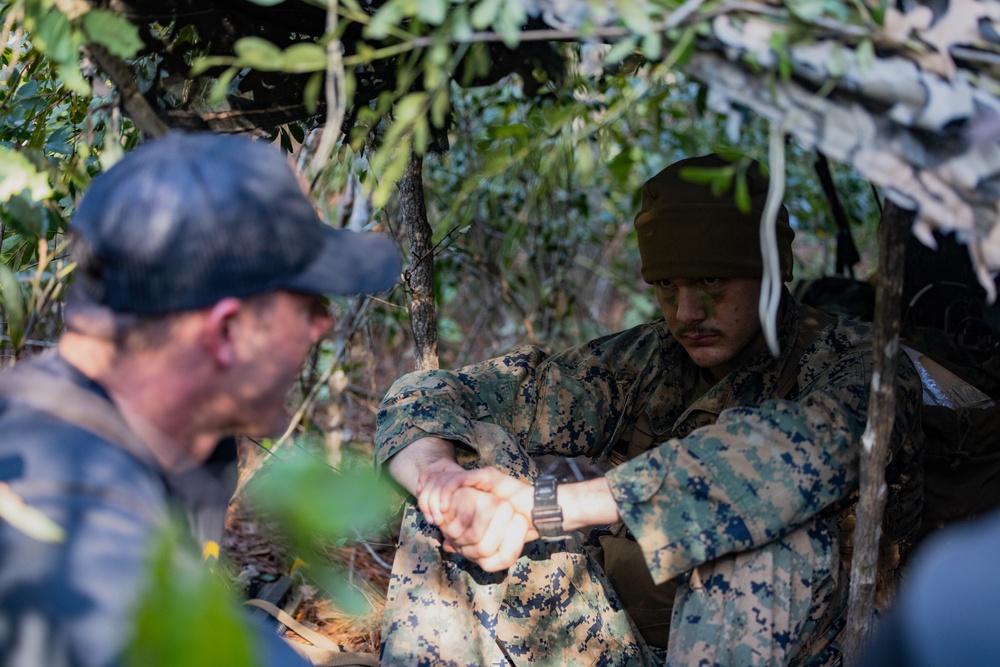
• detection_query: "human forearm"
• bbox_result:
[558,476,622,530]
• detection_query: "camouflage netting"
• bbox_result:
[97,0,1000,292]
[527,0,1000,298]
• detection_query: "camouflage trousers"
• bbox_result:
[379,424,847,666]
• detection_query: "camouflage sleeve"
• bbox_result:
[374,324,671,468]
[607,322,923,584]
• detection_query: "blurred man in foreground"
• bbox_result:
[0,131,399,667]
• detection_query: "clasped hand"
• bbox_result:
[416,460,538,572]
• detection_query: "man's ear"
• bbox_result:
[203,298,244,367]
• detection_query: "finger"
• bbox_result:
[420,472,463,525]
[438,490,484,544]
[476,512,529,573]
[460,499,513,559]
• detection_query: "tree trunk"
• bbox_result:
[398,149,439,371]
[843,200,912,665]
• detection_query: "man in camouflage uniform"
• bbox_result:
[375,154,923,666]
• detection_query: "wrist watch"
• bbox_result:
[531,474,565,539]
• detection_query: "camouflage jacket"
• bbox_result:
[375,298,923,585]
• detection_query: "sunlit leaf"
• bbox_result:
[0,263,26,350]
[248,451,395,542]
[785,0,826,23]
[127,520,255,667]
[0,147,53,202]
[283,42,327,73]
[417,0,448,25]
[304,71,323,115]
[641,32,662,61]
[233,36,283,70]
[34,10,76,64]
[431,86,450,128]
[857,38,875,73]
[496,0,526,47]
[81,10,144,58]
[605,36,638,64]
[373,141,412,208]
[616,0,652,35]
[678,165,734,187]
[734,170,751,213]
[208,67,238,105]
[470,0,503,30]
[365,0,406,39]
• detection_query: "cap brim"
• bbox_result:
[283,227,400,296]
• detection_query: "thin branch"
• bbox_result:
[307,0,346,182]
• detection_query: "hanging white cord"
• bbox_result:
[760,124,788,357]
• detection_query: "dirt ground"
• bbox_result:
[223,494,395,654]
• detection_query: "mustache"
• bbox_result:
[676,325,721,338]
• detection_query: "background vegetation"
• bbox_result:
[0,0,898,663]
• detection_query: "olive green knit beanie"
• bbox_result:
[634,154,794,283]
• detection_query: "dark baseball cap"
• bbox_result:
[70,131,400,315]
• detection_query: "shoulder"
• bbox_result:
[0,401,168,523]
[0,407,167,667]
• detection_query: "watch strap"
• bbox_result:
[532,474,565,539]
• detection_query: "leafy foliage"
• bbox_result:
[0,0,890,659]
[127,519,256,667]
[1,1,142,359]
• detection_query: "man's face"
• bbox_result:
[231,290,333,436]
[655,277,763,381]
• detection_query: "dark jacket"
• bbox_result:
[0,352,303,667]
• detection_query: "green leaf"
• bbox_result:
[57,62,90,95]
[679,165,733,187]
[304,71,323,114]
[734,170,751,213]
[365,0,406,39]
[233,36,283,71]
[605,36,638,64]
[431,85,450,128]
[34,10,76,64]
[785,0,825,23]
[81,10,144,58]
[640,32,662,61]
[127,521,255,667]
[189,56,233,76]
[283,42,327,73]
[616,0,652,35]
[248,452,395,542]
[470,0,503,30]
[0,263,26,350]
[497,0,526,46]
[856,39,875,73]
[5,193,49,239]
[372,141,411,208]
[208,67,238,105]
[0,148,53,203]
[99,137,125,171]
[417,0,448,25]
[607,149,635,184]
